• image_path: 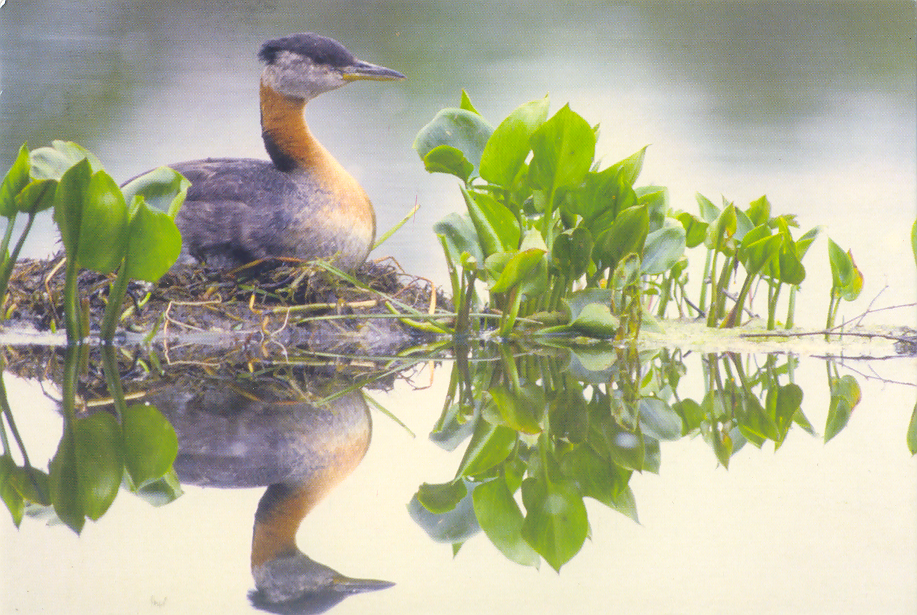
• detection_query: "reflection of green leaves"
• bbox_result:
[455,419,517,479]
[473,476,540,567]
[73,413,123,520]
[520,476,588,572]
[417,480,468,514]
[825,375,861,443]
[408,485,480,544]
[50,412,122,531]
[122,405,179,488]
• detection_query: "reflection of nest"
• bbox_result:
[3,255,449,353]
[0,342,419,415]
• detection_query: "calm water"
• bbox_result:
[1,1,916,613]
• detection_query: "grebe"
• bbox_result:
[149,33,405,270]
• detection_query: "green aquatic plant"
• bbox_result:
[679,194,819,329]
[825,237,864,337]
[0,144,57,312]
[1,141,188,343]
[0,346,181,533]
[416,93,831,338]
[415,93,679,339]
[409,343,874,570]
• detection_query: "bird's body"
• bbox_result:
[141,33,404,270]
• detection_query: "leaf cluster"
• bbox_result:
[415,93,679,338]
[1,141,188,342]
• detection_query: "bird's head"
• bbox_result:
[259,33,405,101]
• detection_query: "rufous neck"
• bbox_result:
[259,81,323,172]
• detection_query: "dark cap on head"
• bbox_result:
[258,33,355,68]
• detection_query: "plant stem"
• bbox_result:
[100,263,131,342]
[0,212,38,308]
[62,257,84,343]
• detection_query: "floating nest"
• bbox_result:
[2,255,451,355]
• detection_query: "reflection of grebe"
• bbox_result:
[152,376,392,613]
[134,33,404,270]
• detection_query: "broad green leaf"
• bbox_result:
[49,427,84,533]
[416,480,468,514]
[455,419,516,479]
[30,140,104,181]
[462,186,520,257]
[130,468,183,506]
[73,412,123,521]
[529,104,595,192]
[795,226,821,259]
[607,146,648,187]
[746,195,771,226]
[676,211,709,248]
[674,398,704,434]
[696,192,720,222]
[488,248,546,294]
[0,456,24,527]
[638,398,683,441]
[120,166,189,219]
[520,476,588,572]
[561,166,633,230]
[549,387,589,443]
[594,204,649,271]
[565,302,620,338]
[13,179,56,215]
[422,145,474,181]
[705,202,738,255]
[741,233,783,276]
[827,238,852,291]
[408,486,480,544]
[480,96,549,187]
[637,185,668,232]
[777,250,806,285]
[124,198,182,282]
[825,375,861,443]
[473,476,540,567]
[772,383,803,444]
[563,288,615,321]
[122,404,178,487]
[487,384,543,434]
[609,485,639,523]
[413,108,493,179]
[601,419,646,472]
[737,398,780,446]
[53,158,93,259]
[827,238,863,300]
[434,212,485,266]
[552,226,593,279]
[559,444,629,506]
[76,171,129,274]
[641,224,686,275]
[0,144,31,217]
